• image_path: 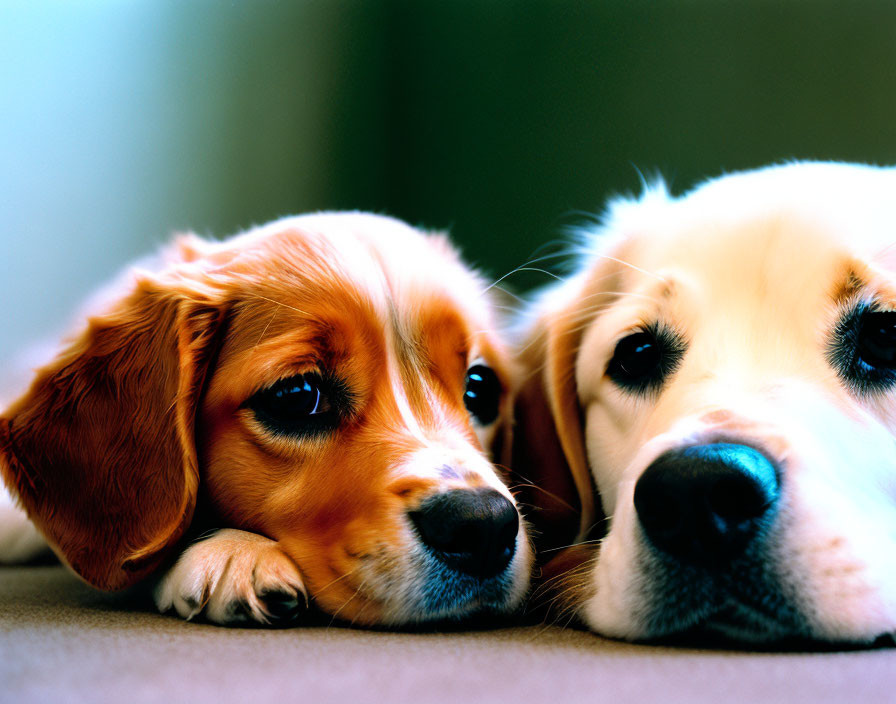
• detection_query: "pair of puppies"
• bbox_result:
[3,162,896,646]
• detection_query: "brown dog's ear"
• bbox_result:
[510,300,597,556]
[0,273,225,590]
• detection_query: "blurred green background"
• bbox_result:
[3,0,896,365]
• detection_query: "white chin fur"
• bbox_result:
[579,412,896,643]
[775,475,896,642]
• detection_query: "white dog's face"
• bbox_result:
[521,162,896,644]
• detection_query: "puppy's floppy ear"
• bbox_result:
[510,292,597,555]
[0,271,226,590]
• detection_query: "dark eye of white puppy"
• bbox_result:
[246,373,340,438]
[606,327,684,394]
[464,364,502,425]
[831,306,896,392]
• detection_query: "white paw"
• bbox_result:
[154,529,307,626]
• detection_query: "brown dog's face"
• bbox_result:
[0,213,531,625]
[193,216,530,623]
[519,163,896,644]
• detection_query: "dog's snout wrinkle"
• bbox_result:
[409,488,519,578]
[634,443,779,566]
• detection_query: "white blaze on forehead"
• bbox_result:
[398,444,514,498]
[384,319,429,445]
[222,211,500,467]
[383,314,486,457]
[277,212,487,447]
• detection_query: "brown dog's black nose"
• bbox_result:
[634,443,779,566]
[409,488,519,578]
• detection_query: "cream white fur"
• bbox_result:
[538,162,896,643]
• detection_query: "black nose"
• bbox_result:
[409,488,519,578]
[634,443,779,566]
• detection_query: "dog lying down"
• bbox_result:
[0,212,532,626]
[514,161,896,645]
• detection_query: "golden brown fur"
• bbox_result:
[0,212,532,626]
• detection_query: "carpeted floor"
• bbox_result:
[1,566,893,704]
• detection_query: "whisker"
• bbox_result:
[519,251,575,267]
[315,565,362,595]
[537,538,603,555]
[588,252,666,283]
[508,481,577,513]
[488,303,523,313]
[190,529,221,544]
[529,568,578,602]
[486,285,527,305]
[529,549,595,591]
[253,305,280,350]
[347,590,378,627]
[493,465,579,513]
[534,560,597,618]
[248,293,312,317]
[328,579,366,626]
[526,596,583,639]
[482,267,564,296]
[542,578,589,611]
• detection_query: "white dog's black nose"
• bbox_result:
[410,488,519,578]
[634,443,779,565]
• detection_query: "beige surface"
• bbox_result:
[1,566,893,704]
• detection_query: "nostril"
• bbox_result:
[409,488,519,578]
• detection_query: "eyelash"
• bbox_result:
[829,303,896,394]
[605,324,686,394]
[244,372,350,440]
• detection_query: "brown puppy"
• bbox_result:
[0,212,532,626]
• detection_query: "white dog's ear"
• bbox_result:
[510,239,639,553]
[0,272,226,590]
[510,299,597,553]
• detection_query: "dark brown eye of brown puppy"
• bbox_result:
[246,373,346,438]
[464,364,502,425]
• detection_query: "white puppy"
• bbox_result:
[514,162,896,644]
